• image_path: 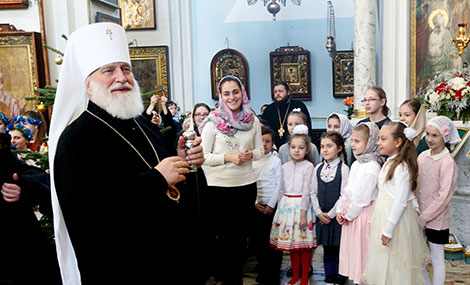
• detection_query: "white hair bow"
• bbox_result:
[293,124,309,135]
[403,127,418,141]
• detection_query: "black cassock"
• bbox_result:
[55,102,208,284]
[261,97,312,149]
[0,134,61,284]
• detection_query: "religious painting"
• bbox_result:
[0,32,46,117]
[95,11,121,25]
[210,49,249,100]
[0,0,28,9]
[270,46,311,100]
[129,46,169,99]
[332,50,354,98]
[410,0,470,97]
[120,0,156,30]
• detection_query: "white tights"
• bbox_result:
[424,242,445,285]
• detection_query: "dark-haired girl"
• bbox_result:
[303,131,349,284]
[399,99,428,155]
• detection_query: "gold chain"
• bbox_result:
[85,110,180,202]
[277,101,291,138]
[86,110,159,168]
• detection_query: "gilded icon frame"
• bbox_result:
[120,0,156,30]
[270,46,311,100]
[129,46,170,99]
[332,50,354,98]
[0,31,46,115]
[210,48,249,100]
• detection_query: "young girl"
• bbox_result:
[336,122,381,284]
[326,112,353,166]
[278,110,320,165]
[270,124,316,285]
[22,110,47,151]
[362,121,429,284]
[302,131,349,284]
[399,99,428,155]
[417,116,460,285]
[358,86,391,129]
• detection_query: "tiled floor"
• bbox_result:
[236,246,470,285]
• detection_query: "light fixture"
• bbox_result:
[248,0,302,21]
[326,0,336,57]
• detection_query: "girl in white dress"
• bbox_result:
[362,121,429,284]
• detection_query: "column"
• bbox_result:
[381,0,409,119]
[168,0,194,112]
[353,0,376,117]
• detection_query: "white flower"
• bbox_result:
[429,92,440,103]
[448,77,467,90]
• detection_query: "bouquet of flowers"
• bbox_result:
[418,68,470,122]
[343,96,354,119]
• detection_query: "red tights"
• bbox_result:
[288,249,312,285]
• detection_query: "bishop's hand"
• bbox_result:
[155,157,190,186]
[177,136,204,168]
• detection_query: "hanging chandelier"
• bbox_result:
[248,0,302,21]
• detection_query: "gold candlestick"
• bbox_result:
[452,23,470,54]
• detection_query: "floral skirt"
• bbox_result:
[270,195,317,251]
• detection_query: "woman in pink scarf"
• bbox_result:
[200,76,264,284]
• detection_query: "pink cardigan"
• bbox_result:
[417,148,457,231]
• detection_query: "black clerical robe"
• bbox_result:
[0,140,61,284]
[262,98,312,148]
[54,102,207,284]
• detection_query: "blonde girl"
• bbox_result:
[358,86,391,129]
[362,122,429,284]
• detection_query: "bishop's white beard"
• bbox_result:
[88,79,144,120]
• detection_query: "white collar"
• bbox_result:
[324,157,341,168]
[386,153,399,161]
[423,148,449,161]
[261,152,272,159]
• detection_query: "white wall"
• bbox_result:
[0,0,187,107]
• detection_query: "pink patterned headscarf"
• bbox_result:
[199,75,254,136]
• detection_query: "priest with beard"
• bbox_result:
[261,81,312,148]
[49,23,208,284]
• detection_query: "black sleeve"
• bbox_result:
[160,110,177,147]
